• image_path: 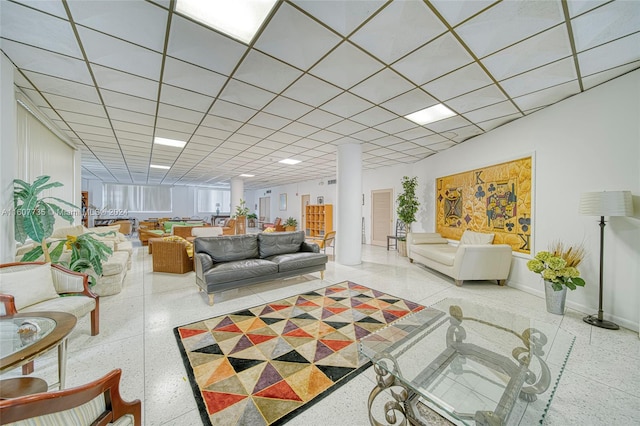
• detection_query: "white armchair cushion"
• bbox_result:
[191,227,223,237]
[0,263,59,310]
[460,230,494,245]
[51,225,86,238]
[410,233,449,244]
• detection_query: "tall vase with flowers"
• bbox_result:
[527,242,586,314]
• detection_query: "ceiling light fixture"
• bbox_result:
[405,104,456,126]
[150,164,170,170]
[154,137,186,148]
[240,174,255,177]
[175,0,278,44]
[279,159,301,165]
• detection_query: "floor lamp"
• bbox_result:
[579,191,633,330]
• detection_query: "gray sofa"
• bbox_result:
[194,231,328,305]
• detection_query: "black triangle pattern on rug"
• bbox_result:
[174,281,425,426]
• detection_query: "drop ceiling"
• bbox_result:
[1,0,638,189]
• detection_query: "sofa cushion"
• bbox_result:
[51,225,86,238]
[411,233,449,244]
[204,259,278,284]
[460,230,494,245]
[0,263,59,310]
[258,231,305,258]
[411,244,458,266]
[192,227,223,238]
[101,251,129,276]
[266,252,328,272]
[195,234,259,263]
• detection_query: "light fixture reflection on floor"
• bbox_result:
[579,190,634,330]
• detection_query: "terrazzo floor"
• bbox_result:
[2,240,639,425]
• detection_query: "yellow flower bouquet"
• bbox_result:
[527,242,586,291]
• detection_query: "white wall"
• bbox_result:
[411,70,640,331]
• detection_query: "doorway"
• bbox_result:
[301,194,310,233]
[371,189,393,247]
[259,197,270,222]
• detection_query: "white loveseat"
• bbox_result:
[407,230,512,286]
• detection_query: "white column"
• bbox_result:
[336,143,362,265]
[230,177,244,214]
[0,54,16,263]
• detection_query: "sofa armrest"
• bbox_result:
[300,242,320,253]
[195,252,213,279]
[50,264,96,298]
[452,244,513,280]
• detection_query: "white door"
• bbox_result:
[259,197,270,221]
[371,189,393,247]
[301,194,310,233]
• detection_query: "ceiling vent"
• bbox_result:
[328,179,337,185]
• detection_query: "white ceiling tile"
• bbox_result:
[112,120,152,135]
[162,57,226,97]
[1,40,93,84]
[392,33,474,86]
[41,92,106,117]
[201,114,243,132]
[349,106,397,127]
[101,89,157,115]
[428,141,457,151]
[430,0,497,27]
[482,25,572,80]
[234,50,303,93]
[374,117,416,134]
[326,119,367,136]
[577,32,640,76]
[381,89,437,116]
[411,134,448,147]
[280,122,320,137]
[92,65,159,100]
[159,84,214,112]
[237,124,274,139]
[500,57,577,98]
[154,127,191,142]
[446,84,508,113]
[291,0,386,36]
[156,117,198,135]
[1,2,81,58]
[349,68,414,104]
[395,126,434,141]
[167,15,246,75]
[513,80,581,111]
[476,112,522,131]
[157,103,205,124]
[456,0,564,57]
[297,109,343,128]
[572,1,640,52]
[208,100,257,123]
[463,101,521,124]
[256,139,286,150]
[582,61,640,90]
[68,0,168,52]
[350,0,446,63]
[320,92,373,118]
[422,63,493,101]
[263,96,314,120]
[306,130,342,143]
[22,71,100,103]
[77,28,162,80]
[106,107,155,127]
[218,79,276,110]
[13,0,68,18]
[424,116,473,133]
[254,3,341,70]
[351,128,386,142]
[281,74,342,106]
[310,41,384,89]
[567,0,609,18]
[248,112,291,130]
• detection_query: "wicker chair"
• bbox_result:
[152,240,193,274]
[172,224,210,239]
[0,369,141,426]
[111,219,132,235]
[221,219,236,235]
[138,228,166,246]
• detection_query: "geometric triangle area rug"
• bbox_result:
[174,281,425,425]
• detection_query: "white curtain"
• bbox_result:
[197,189,230,213]
[104,184,172,212]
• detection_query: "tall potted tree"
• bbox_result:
[396,176,419,256]
[234,199,249,235]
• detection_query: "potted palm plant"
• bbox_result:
[284,217,297,231]
[396,176,419,256]
[234,199,250,234]
[247,213,258,228]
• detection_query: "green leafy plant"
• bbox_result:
[247,213,258,220]
[234,199,249,217]
[21,232,114,286]
[397,176,419,233]
[14,176,78,263]
[284,217,298,227]
[527,242,586,291]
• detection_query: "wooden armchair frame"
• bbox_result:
[0,369,141,426]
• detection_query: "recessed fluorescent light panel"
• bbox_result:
[150,164,170,170]
[405,104,456,125]
[279,159,301,165]
[154,137,186,148]
[175,0,278,44]
[240,174,255,177]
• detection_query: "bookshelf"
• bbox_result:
[305,204,333,237]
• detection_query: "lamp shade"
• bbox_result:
[579,191,634,217]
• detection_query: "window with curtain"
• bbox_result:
[103,184,172,212]
[197,188,231,213]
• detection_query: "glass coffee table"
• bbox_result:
[360,298,575,426]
